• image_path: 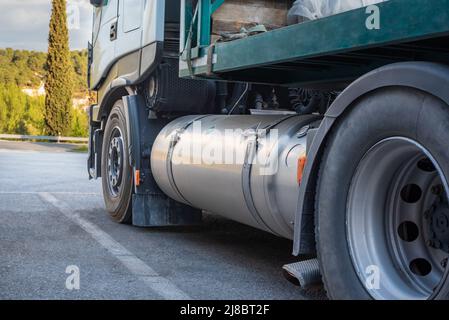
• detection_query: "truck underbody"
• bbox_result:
[87,0,449,300]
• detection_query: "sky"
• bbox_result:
[0,0,93,52]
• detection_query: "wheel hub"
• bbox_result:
[429,201,449,253]
[107,128,124,196]
[347,137,449,300]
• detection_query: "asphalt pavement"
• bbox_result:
[0,139,325,300]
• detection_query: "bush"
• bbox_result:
[69,107,89,137]
[0,46,89,138]
[0,83,29,134]
[0,83,88,137]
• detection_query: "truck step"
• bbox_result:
[282,258,321,288]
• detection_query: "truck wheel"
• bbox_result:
[101,100,133,223]
[316,87,449,300]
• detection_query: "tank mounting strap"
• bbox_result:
[242,132,275,234]
[166,115,209,206]
[241,116,298,235]
[262,115,298,133]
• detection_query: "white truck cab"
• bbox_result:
[88,0,174,101]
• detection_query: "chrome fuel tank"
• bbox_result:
[151,115,318,239]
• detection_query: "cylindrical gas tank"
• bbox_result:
[151,115,318,239]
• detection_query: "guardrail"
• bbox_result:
[0,134,88,143]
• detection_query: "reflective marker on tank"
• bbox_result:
[135,169,141,187]
[297,156,307,185]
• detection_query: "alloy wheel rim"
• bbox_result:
[107,126,124,197]
[347,137,449,299]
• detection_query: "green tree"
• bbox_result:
[0,83,54,136]
[25,95,46,135]
[44,0,73,136]
[0,83,27,134]
[70,108,89,137]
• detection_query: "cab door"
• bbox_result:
[90,0,119,89]
[115,0,144,58]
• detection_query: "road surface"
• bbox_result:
[0,140,325,300]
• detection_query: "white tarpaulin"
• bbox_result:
[287,0,387,24]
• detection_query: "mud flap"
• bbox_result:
[132,194,202,226]
[122,95,202,227]
[87,104,102,180]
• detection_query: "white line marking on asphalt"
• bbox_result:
[38,192,191,300]
[0,149,38,153]
[0,192,100,195]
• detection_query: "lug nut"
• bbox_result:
[432,185,443,195]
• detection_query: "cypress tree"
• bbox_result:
[44,0,73,136]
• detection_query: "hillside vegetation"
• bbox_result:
[0,49,89,137]
[0,48,88,94]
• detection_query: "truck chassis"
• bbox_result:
[88,0,449,299]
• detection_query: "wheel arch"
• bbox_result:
[293,61,449,255]
[88,85,130,180]
[99,86,131,123]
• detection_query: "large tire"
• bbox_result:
[101,100,133,223]
[316,87,449,300]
